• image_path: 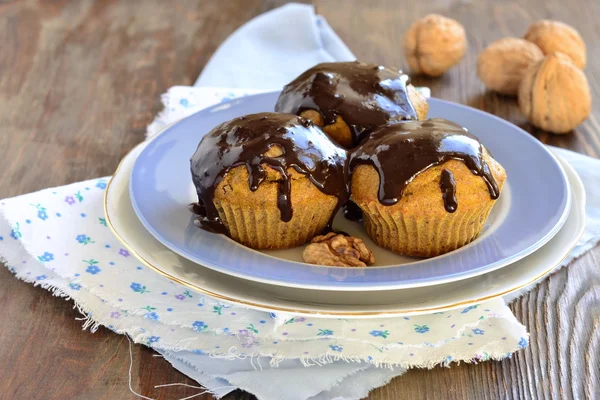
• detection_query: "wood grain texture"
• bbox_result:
[0,0,598,399]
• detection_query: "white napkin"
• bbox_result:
[1,3,599,400]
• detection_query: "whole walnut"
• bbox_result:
[518,52,591,134]
[403,14,467,77]
[524,20,586,69]
[477,38,543,96]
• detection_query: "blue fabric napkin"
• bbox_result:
[194,3,354,89]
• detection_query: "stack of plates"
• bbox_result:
[105,93,586,318]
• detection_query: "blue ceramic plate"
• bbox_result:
[129,92,571,290]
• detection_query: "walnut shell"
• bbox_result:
[403,14,467,77]
[303,232,375,267]
[477,38,543,96]
[524,20,586,69]
[518,52,591,134]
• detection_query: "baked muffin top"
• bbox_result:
[275,61,421,144]
[349,118,500,211]
[190,112,348,233]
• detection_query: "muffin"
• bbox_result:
[190,113,348,249]
[349,118,506,257]
[275,61,428,148]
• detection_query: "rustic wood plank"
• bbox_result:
[0,0,598,399]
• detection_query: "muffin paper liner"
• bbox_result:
[360,200,495,257]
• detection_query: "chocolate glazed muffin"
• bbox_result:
[190,113,348,250]
[349,118,506,258]
[275,61,429,148]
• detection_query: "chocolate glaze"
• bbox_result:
[343,200,364,222]
[275,61,418,146]
[349,118,499,209]
[190,113,348,234]
[440,169,458,213]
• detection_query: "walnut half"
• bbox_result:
[303,232,375,267]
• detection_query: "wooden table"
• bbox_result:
[1,0,598,398]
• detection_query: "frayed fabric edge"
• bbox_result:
[204,346,522,371]
[1,257,528,373]
[146,90,173,139]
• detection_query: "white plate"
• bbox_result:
[105,142,586,318]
